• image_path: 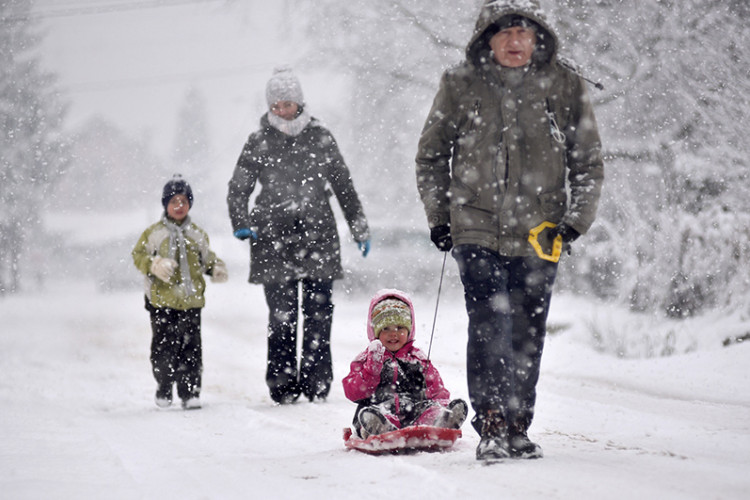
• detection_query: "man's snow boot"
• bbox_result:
[435,399,469,429]
[508,424,543,459]
[475,410,510,461]
[358,408,397,437]
[477,435,510,461]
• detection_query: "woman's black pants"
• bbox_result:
[263,278,334,403]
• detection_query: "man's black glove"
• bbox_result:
[430,224,453,252]
[548,223,580,255]
[549,223,580,243]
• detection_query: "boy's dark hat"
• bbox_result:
[162,174,193,208]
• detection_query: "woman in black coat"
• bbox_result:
[228,66,370,404]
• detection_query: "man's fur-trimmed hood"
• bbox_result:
[466,0,559,68]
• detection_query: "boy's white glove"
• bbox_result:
[150,256,177,282]
[210,262,228,283]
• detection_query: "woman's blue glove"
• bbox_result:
[233,228,258,241]
[357,239,371,257]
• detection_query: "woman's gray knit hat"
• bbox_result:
[265,66,304,108]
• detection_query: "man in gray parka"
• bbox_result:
[416,0,603,460]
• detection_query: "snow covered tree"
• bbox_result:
[169,85,228,229]
[298,0,750,317]
[50,116,164,211]
[171,86,211,187]
[291,0,480,226]
[551,0,750,316]
[0,0,69,295]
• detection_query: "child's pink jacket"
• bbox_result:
[342,289,450,408]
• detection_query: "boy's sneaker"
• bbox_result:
[181,397,202,410]
[508,425,543,459]
[155,386,172,408]
[435,399,469,429]
[475,410,510,461]
[155,395,172,408]
[358,408,397,437]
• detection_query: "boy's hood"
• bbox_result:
[367,288,416,343]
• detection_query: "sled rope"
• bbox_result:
[427,251,448,361]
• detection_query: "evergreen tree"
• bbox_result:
[51,116,163,211]
[300,0,750,316]
[551,0,750,316]
[0,0,69,294]
[295,0,477,225]
[171,86,211,187]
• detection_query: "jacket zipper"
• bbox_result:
[470,99,481,133]
[545,98,566,144]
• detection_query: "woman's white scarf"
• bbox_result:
[267,109,311,137]
[163,214,195,298]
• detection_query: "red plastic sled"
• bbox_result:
[343,425,462,454]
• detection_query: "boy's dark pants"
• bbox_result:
[452,245,557,432]
[146,298,202,401]
[263,278,334,402]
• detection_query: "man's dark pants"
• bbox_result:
[453,245,557,431]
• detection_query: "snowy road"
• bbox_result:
[1,279,748,499]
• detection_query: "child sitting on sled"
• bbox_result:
[343,289,468,438]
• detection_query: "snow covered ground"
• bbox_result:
[2,255,748,500]
[11,2,747,498]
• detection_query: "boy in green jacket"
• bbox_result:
[132,175,228,409]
